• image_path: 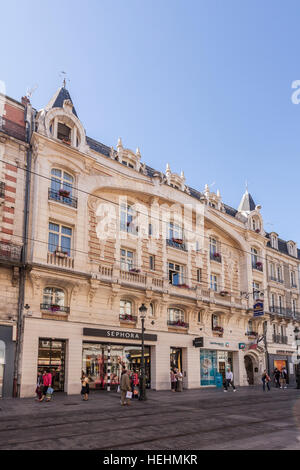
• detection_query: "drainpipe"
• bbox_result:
[13,98,32,397]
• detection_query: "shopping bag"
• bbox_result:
[46,387,54,395]
[117,385,120,393]
[126,391,132,399]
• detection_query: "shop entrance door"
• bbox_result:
[0,340,5,398]
[170,347,182,371]
[38,339,66,391]
[244,355,254,385]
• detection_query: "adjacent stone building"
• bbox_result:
[1,85,300,397]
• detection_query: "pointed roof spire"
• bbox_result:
[44,86,78,117]
[238,188,256,213]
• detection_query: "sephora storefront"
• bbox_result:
[82,328,157,391]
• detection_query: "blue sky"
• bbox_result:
[1,0,300,242]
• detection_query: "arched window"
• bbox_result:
[212,313,219,329]
[42,287,65,310]
[120,300,132,316]
[168,308,185,325]
[149,303,154,317]
[51,169,74,197]
[251,248,262,270]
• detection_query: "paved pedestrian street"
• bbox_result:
[0,387,300,450]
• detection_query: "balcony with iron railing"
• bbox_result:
[272,334,288,344]
[252,261,263,272]
[167,320,189,329]
[119,314,137,323]
[48,188,77,208]
[245,331,258,338]
[210,252,222,263]
[212,326,224,335]
[40,304,70,314]
[166,238,188,251]
[0,242,22,264]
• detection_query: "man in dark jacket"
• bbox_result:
[273,368,281,388]
[120,368,131,406]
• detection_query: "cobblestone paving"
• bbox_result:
[0,386,300,450]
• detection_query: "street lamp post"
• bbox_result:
[139,303,147,401]
[294,327,300,389]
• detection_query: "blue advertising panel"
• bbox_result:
[200,350,217,386]
[253,301,264,317]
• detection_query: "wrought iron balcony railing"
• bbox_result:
[119,314,137,323]
[272,334,288,344]
[40,303,70,313]
[210,252,222,263]
[167,320,189,328]
[48,188,77,208]
[166,238,187,251]
[252,262,263,272]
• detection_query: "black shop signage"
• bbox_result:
[83,327,157,342]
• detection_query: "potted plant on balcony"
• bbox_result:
[172,238,183,245]
[124,314,134,321]
[213,252,221,260]
[129,268,140,273]
[62,138,71,145]
[256,261,262,270]
[50,304,60,312]
[255,229,260,233]
[175,320,187,327]
[58,189,70,198]
[213,326,224,334]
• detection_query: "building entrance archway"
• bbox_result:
[244,355,254,385]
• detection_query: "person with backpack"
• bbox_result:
[262,369,271,391]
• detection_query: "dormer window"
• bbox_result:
[288,242,296,257]
[57,122,71,143]
[270,235,278,250]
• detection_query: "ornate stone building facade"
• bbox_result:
[1,85,300,397]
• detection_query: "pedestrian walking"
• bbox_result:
[223,367,236,392]
[281,367,288,389]
[35,371,43,400]
[170,368,177,392]
[120,368,132,406]
[273,368,281,388]
[262,370,271,391]
[175,368,183,392]
[39,369,53,402]
[81,372,90,401]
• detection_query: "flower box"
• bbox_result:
[129,268,140,273]
[50,305,60,312]
[213,326,224,333]
[172,238,183,245]
[175,321,187,327]
[59,189,70,198]
[255,229,260,233]
[62,138,71,145]
[177,284,190,289]
[213,252,221,258]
